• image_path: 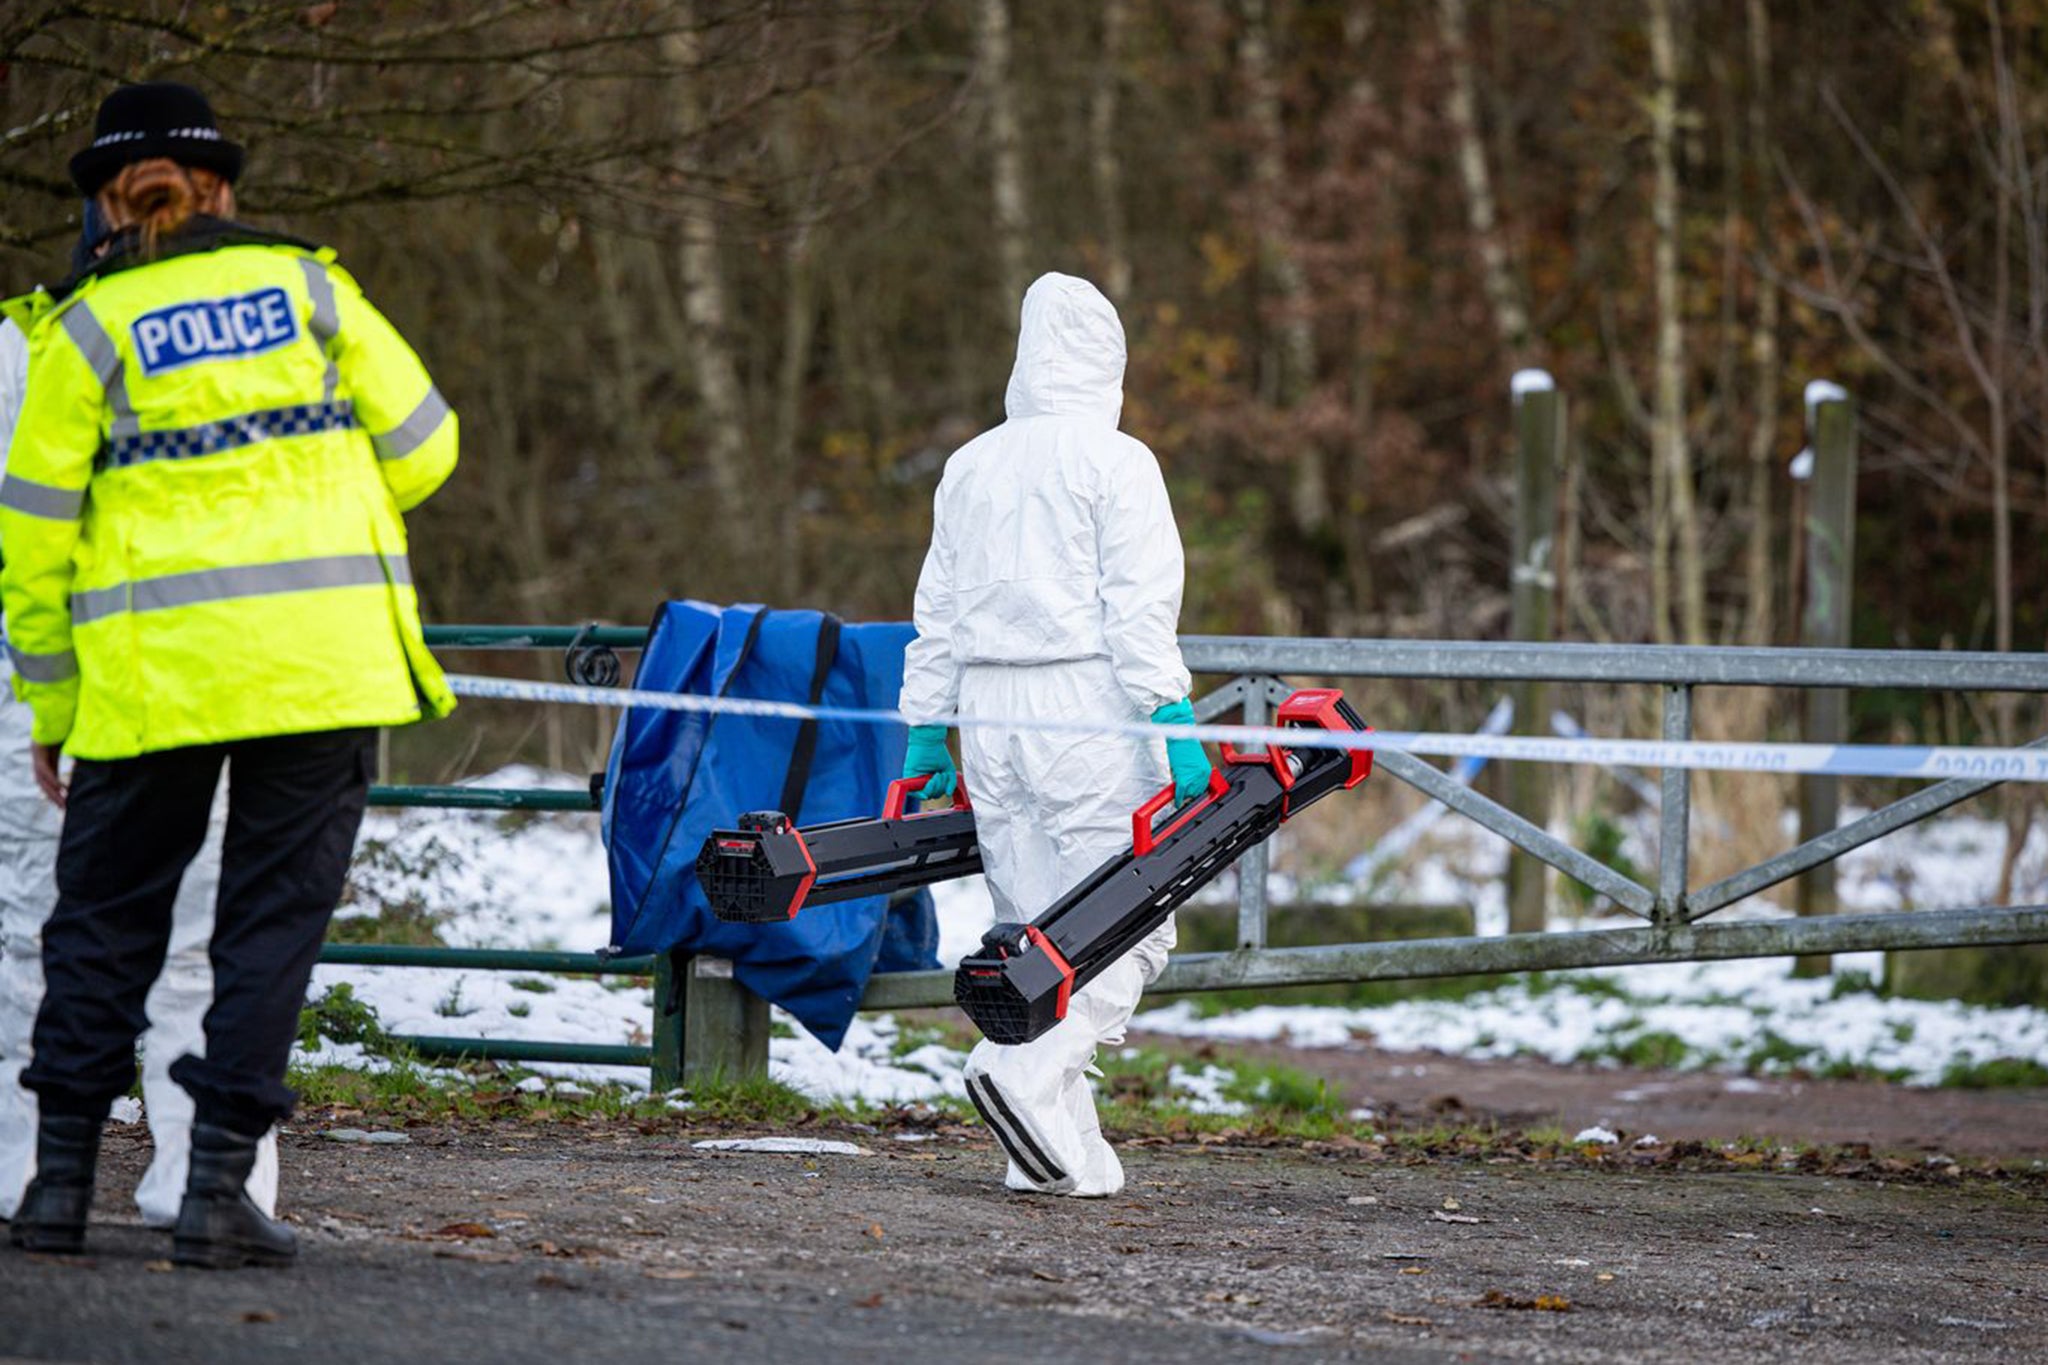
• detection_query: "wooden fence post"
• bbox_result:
[1795,381,1856,976]
[1508,369,1563,935]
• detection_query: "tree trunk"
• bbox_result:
[1335,6,1382,632]
[979,0,1032,315]
[1088,0,1131,302]
[1650,0,1704,643]
[1238,0,1334,630]
[1239,0,1315,408]
[1741,0,1780,648]
[1989,14,2021,904]
[663,17,751,554]
[1437,0,1530,367]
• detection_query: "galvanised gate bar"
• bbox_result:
[321,626,2048,1086]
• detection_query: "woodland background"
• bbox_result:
[2,1,2044,780]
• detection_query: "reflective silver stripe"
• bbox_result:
[299,257,342,402]
[71,552,410,626]
[372,388,450,461]
[0,474,86,521]
[300,257,339,341]
[6,643,77,684]
[59,302,139,439]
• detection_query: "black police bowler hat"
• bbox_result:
[69,82,244,196]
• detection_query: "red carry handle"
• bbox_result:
[883,774,973,820]
[1131,768,1229,857]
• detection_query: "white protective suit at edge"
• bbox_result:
[0,314,276,1225]
[900,272,1191,1198]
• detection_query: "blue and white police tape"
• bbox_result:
[444,672,2048,785]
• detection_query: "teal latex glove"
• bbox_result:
[1150,698,1215,805]
[901,724,958,802]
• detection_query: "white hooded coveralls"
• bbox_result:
[900,273,1191,1197]
[0,315,276,1225]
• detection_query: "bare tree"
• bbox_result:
[1649,0,1705,644]
[1089,0,1132,303]
[979,0,1031,315]
[1436,0,1530,368]
[663,8,752,567]
[1740,0,1782,647]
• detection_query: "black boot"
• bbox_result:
[171,1123,295,1270]
[10,1115,102,1254]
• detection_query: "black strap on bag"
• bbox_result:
[777,613,842,821]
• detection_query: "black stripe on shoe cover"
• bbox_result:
[966,1076,1052,1184]
[968,1074,1068,1186]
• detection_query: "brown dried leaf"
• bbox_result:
[436,1222,496,1239]
[240,1310,280,1324]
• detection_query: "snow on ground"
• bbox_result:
[308,767,2048,1102]
[312,768,976,1100]
[1133,806,2048,1086]
[1131,950,2048,1086]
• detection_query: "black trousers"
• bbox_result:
[24,728,373,1135]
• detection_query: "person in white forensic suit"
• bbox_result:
[0,277,275,1228]
[898,272,1214,1198]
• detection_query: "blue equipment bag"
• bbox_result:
[602,601,940,1050]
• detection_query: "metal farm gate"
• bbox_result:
[320,627,2048,1087]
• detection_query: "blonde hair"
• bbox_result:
[97,158,231,258]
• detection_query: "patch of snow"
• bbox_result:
[312,770,2048,1105]
[1168,1063,1250,1116]
[932,875,996,966]
[1135,918,2048,1088]
[1804,378,1848,417]
[320,1128,410,1145]
[692,1137,869,1156]
[1574,1126,1620,1145]
[771,1012,968,1105]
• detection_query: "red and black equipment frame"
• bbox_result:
[951,688,1372,1044]
[696,776,981,924]
[698,687,1372,1045]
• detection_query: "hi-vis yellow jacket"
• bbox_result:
[0,224,457,758]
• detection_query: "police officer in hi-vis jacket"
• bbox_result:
[4,82,457,1268]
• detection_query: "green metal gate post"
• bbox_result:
[651,954,684,1091]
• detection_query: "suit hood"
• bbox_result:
[1003,272,1125,425]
